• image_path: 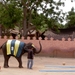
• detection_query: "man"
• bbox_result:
[27,49,34,69]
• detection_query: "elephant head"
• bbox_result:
[25,41,42,54]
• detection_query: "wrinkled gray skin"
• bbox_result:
[0,41,42,68]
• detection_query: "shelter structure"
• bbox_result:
[44,27,75,40]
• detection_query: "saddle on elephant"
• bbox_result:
[6,40,25,57]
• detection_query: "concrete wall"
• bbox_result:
[0,36,75,58]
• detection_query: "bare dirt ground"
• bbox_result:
[0,55,75,75]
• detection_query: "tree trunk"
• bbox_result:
[22,0,28,39]
[23,20,27,39]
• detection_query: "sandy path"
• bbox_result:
[0,55,75,75]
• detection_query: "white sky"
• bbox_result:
[60,0,75,12]
[38,0,75,14]
[38,0,75,24]
[60,0,75,24]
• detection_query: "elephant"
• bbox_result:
[0,40,42,68]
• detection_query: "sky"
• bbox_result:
[38,0,75,15]
[37,0,75,24]
[60,0,75,13]
[60,0,75,24]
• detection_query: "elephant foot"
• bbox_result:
[4,65,9,68]
[19,66,23,68]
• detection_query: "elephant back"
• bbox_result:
[6,40,25,57]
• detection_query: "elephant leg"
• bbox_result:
[4,56,10,68]
[16,57,23,68]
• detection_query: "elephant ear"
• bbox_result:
[24,42,33,50]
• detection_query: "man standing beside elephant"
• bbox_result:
[24,43,35,69]
[27,48,34,69]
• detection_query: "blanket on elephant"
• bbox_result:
[6,40,25,57]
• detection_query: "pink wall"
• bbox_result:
[0,36,75,58]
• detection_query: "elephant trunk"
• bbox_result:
[35,41,42,54]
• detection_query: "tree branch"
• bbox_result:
[26,25,36,32]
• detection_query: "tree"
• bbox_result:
[0,0,65,38]
[21,0,65,38]
[0,0,22,35]
[65,7,75,28]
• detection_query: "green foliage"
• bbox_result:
[31,13,48,32]
[65,7,75,28]
[30,0,65,32]
[0,0,22,29]
[0,0,66,37]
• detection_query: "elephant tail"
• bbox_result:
[0,44,3,49]
[0,41,7,50]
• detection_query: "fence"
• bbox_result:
[0,36,75,58]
